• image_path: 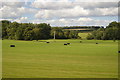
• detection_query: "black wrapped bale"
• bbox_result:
[67,43,70,45]
[64,44,67,45]
[46,42,50,43]
[80,41,82,43]
[96,43,98,44]
[118,51,120,53]
[10,45,15,47]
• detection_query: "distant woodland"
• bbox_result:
[1,20,120,40]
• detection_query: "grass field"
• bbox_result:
[78,33,90,39]
[2,40,118,78]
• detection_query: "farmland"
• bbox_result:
[78,33,90,39]
[2,40,118,78]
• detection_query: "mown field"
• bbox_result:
[78,33,89,39]
[2,40,118,78]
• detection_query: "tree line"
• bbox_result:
[1,20,120,40]
[63,26,103,29]
[51,27,78,39]
[87,21,120,40]
[1,20,79,40]
[1,20,51,40]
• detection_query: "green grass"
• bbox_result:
[2,40,118,78]
[78,33,90,39]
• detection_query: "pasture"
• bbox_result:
[78,33,89,39]
[2,40,118,78]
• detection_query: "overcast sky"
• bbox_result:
[0,0,119,27]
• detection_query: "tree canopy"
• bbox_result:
[1,20,119,40]
[87,21,120,40]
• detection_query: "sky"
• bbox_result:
[0,0,119,27]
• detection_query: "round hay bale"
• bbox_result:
[80,41,82,43]
[46,42,50,43]
[10,45,15,47]
[96,43,98,44]
[64,44,67,45]
[67,43,70,45]
[118,51,120,53]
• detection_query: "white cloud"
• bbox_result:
[2,2,25,7]
[1,3,37,19]
[31,18,113,27]
[14,17,28,23]
[0,18,13,21]
[78,2,118,9]
[97,8,118,16]
[1,0,119,2]
[75,0,119,2]
[1,0,24,2]
[31,0,73,10]
[88,7,118,16]
[32,1,118,19]
[78,18,93,21]
[0,1,118,27]
[17,7,37,14]
[35,6,89,19]
[31,0,118,10]
[35,5,118,19]
[1,5,18,18]
[1,1,118,20]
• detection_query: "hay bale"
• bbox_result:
[118,51,120,53]
[67,43,70,45]
[46,42,50,43]
[80,41,82,43]
[64,44,67,45]
[10,45,15,47]
[96,43,98,44]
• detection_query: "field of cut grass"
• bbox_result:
[78,33,90,39]
[2,40,118,78]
